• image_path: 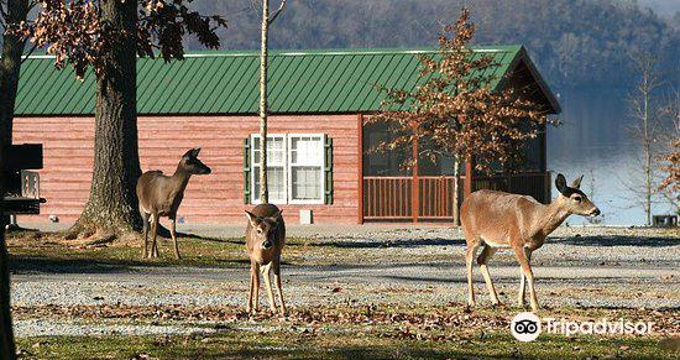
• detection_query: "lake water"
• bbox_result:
[548,88,675,225]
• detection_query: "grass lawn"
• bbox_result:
[15,326,676,359]
[12,303,680,359]
[6,229,454,270]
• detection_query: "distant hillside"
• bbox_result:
[637,0,680,15]
[3,0,678,92]
[190,0,680,91]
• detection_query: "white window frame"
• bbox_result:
[250,133,325,205]
[288,134,325,205]
[251,134,287,204]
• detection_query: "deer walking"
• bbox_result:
[460,173,600,311]
[244,204,286,315]
[137,147,211,259]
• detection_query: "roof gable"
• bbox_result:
[15,46,559,116]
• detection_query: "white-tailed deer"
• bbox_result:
[244,204,286,315]
[460,173,600,311]
[137,147,211,259]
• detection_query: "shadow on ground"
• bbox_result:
[8,254,249,275]
[303,238,466,249]
[556,235,679,247]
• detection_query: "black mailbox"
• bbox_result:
[1,143,45,215]
[4,144,43,171]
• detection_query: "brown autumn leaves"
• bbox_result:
[660,140,679,194]
[16,0,227,79]
[372,8,556,175]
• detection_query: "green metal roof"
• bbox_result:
[14,45,560,116]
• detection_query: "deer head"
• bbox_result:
[179,147,211,175]
[245,209,283,250]
[555,173,600,217]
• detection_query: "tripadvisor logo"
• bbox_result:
[510,313,655,342]
[511,312,541,342]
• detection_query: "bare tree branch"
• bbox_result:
[27,0,37,12]
[20,40,38,64]
[268,0,287,24]
[0,0,8,21]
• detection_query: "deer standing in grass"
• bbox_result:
[461,174,600,311]
[245,204,286,315]
[137,148,211,259]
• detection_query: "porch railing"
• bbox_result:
[362,172,550,222]
[363,176,463,221]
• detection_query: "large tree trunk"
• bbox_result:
[258,0,270,203]
[0,1,30,358]
[0,219,13,360]
[0,0,27,145]
[71,0,142,236]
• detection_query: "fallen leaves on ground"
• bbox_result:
[12,303,680,338]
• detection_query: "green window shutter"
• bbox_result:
[324,135,333,205]
[243,137,251,204]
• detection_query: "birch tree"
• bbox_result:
[625,54,664,225]
[257,0,286,203]
[373,8,552,224]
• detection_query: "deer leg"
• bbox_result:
[466,243,480,307]
[252,262,261,312]
[518,249,531,307]
[247,263,257,314]
[170,216,181,260]
[150,214,159,259]
[260,263,277,314]
[477,245,500,305]
[141,212,149,259]
[514,245,538,311]
[273,258,285,315]
[518,270,526,307]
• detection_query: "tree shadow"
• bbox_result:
[301,238,466,249]
[555,235,679,247]
[184,341,562,360]
[8,254,249,275]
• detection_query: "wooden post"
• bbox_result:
[412,132,419,223]
[541,122,550,203]
[464,155,473,196]
[357,114,364,224]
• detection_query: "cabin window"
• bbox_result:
[250,134,326,205]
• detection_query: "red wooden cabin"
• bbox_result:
[13,46,559,225]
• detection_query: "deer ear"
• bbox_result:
[555,173,568,195]
[270,209,283,221]
[571,175,584,189]
[191,147,202,157]
[244,210,260,225]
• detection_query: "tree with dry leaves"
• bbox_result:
[622,54,668,225]
[373,8,553,224]
[659,98,679,211]
[20,0,226,241]
[660,140,680,195]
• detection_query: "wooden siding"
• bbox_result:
[13,115,360,224]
